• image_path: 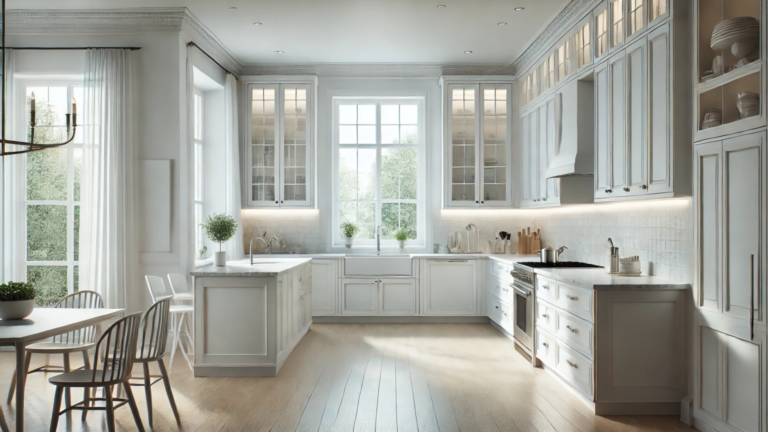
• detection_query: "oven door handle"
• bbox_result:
[511,284,530,297]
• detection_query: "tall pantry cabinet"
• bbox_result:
[692,0,768,430]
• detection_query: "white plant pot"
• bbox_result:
[344,237,354,248]
[398,240,406,250]
[214,251,227,267]
[0,299,35,320]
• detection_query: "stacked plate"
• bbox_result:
[711,17,760,59]
[702,108,722,129]
[737,92,760,119]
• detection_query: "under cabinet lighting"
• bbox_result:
[514,7,525,10]
[437,5,447,8]
[464,50,473,54]
[253,22,262,26]
[274,50,284,54]
[229,6,237,10]
[498,22,508,26]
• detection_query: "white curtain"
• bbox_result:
[225,74,244,260]
[1,49,20,283]
[80,49,133,309]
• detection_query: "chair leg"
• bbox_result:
[142,363,153,429]
[158,359,181,425]
[123,383,145,432]
[82,385,90,421]
[62,353,71,409]
[169,314,182,372]
[0,406,8,432]
[105,386,115,432]
[49,386,63,432]
[81,350,91,409]
[177,314,193,371]
[7,352,31,404]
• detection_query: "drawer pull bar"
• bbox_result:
[512,285,530,297]
[566,360,578,369]
[542,342,549,347]
[541,314,549,318]
[566,325,578,334]
[566,295,579,301]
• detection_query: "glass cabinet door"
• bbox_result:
[449,85,478,204]
[480,85,511,206]
[280,84,311,206]
[248,84,279,206]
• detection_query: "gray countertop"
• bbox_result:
[191,258,312,277]
[533,267,691,291]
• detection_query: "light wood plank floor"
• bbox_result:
[0,323,697,431]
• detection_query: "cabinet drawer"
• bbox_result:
[499,300,514,330]
[555,341,594,399]
[536,327,557,367]
[555,282,593,322]
[491,261,514,281]
[487,276,513,304]
[555,309,594,359]
[536,299,557,334]
[536,276,558,303]
[486,293,503,325]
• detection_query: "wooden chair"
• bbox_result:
[145,275,193,371]
[0,407,7,432]
[7,290,104,408]
[48,312,144,432]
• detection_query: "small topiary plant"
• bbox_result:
[0,282,36,302]
[340,221,359,238]
[202,213,239,252]
[394,228,411,242]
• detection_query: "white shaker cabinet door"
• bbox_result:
[625,37,646,197]
[422,260,478,315]
[594,61,612,199]
[311,259,339,316]
[723,132,765,326]
[647,23,672,195]
[379,279,418,315]
[609,50,628,198]
[695,142,721,313]
[341,279,379,316]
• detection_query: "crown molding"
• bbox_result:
[6,8,243,75]
[241,63,514,78]
[510,0,598,76]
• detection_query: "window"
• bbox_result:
[193,90,204,255]
[21,81,83,306]
[596,9,609,57]
[539,62,548,93]
[531,69,538,99]
[547,53,556,88]
[611,0,625,47]
[650,0,667,22]
[333,98,425,248]
[557,41,572,82]
[522,76,530,104]
[629,0,644,35]
[576,22,591,68]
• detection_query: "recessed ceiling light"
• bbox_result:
[229,6,237,10]
[514,7,525,11]
[437,4,447,8]
[274,50,284,54]
[498,22,507,26]
[464,50,473,54]
[253,22,262,25]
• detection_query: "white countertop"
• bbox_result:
[191,258,312,277]
[533,267,690,291]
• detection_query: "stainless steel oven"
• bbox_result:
[511,266,535,359]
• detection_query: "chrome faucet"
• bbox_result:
[249,237,268,264]
[269,236,281,253]
[376,225,382,256]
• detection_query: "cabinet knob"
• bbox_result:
[495,305,499,309]
[481,201,485,204]
[566,360,578,369]
[566,295,579,301]
[641,185,647,189]
[624,187,630,192]
[476,200,479,204]
[606,189,612,193]
[542,342,549,347]
[275,201,279,204]
[541,314,548,318]
[543,198,547,201]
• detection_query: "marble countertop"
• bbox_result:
[191,258,312,277]
[533,267,691,291]
[243,252,539,260]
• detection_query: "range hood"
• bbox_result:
[545,79,594,178]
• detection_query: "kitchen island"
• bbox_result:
[190,258,312,377]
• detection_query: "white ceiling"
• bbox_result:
[8,0,568,66]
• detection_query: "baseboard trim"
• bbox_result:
[312,315,490,324]
[194,366,277,377]
[594,401,681,416]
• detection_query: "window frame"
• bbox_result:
[594,2,610,61]
[331,96,427,249]
[193,89,205,255]
[14,78,83,297]
[627,0,646,42]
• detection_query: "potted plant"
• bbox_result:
[394,228,411,250]
[340,222,358,248]
[202,213,239,267]
[0,282,36,320]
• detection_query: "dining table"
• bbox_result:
[0,307,124,432]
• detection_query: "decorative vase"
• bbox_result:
[398,240,406,250]
[214,251,227,267]
[344,237,353,248]
[0,299,35,320]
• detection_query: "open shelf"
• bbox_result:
[697,0,761,83]
[697,70,764,140]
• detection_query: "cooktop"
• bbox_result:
[516,261,603,269]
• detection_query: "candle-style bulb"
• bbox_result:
[72,98,77,115]
[30,92,36,125]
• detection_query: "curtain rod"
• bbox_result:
[187,41,234,76]
[6,47,141,50]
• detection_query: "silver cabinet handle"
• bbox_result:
[542,342,548,347]
[566,325,578,334]
[566,295,578,301]
[540,284,550,290]
[512,285,530,297]
[641,185,647,189]
[541,314,549,318]
[566,360,578,369]
[751,254,755,341]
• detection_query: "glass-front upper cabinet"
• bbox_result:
[442,77,513,208]
[245,79,316,208]
[574,18,592,70]
[648,0,668,26]
[627,0,646,41]
[610,0,625,50]
[594,2,609,61]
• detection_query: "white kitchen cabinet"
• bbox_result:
[421,259,479,315]
[646,24,672,195]
[694,142,721,313]
[311,259,340,316]
[609,50,628,198]
[341,278,417,316]
[379,279,418,315]
[341,279,379,315]
[441,77,513,208]
[625,37,646,196]
[243,78,317,208]
[594,61,612,199]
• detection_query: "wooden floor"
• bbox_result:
[0,323,696,431]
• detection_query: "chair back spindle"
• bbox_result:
[92,313,141,384]
[52,291,104,345]
[137,297,172,361]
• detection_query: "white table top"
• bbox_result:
[0,308,124,344]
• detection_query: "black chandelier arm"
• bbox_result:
[1,124,79,155]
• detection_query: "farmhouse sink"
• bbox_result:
[344,255,413,277]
